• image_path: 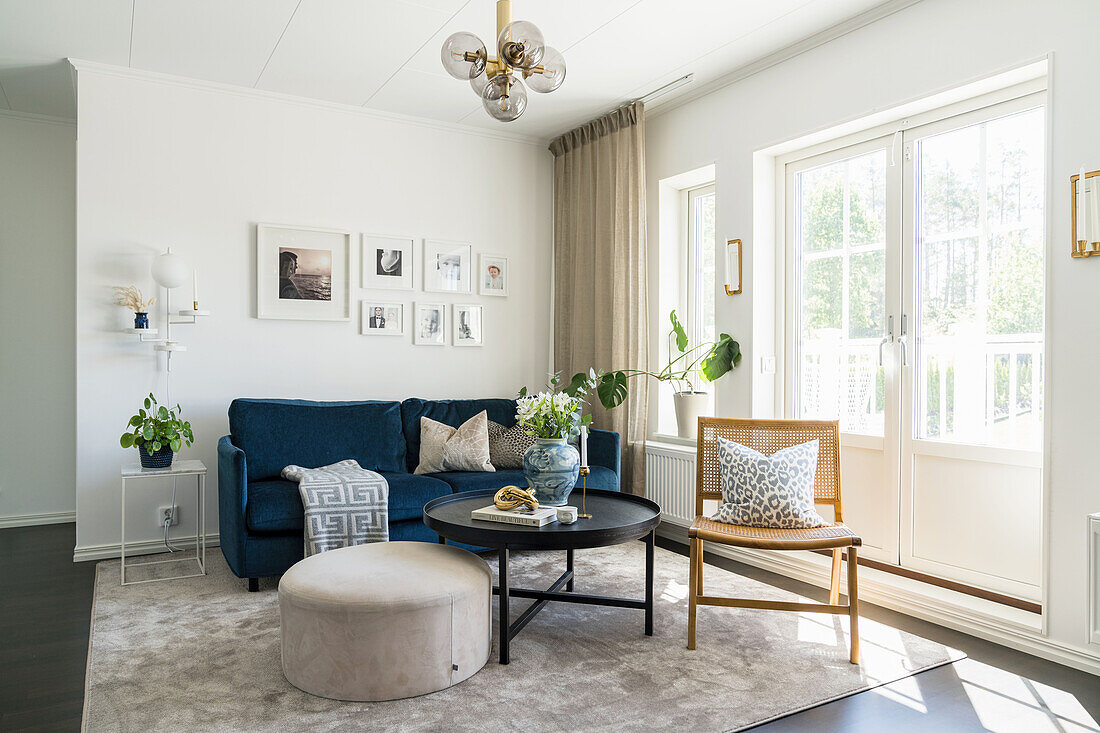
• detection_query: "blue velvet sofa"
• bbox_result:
[218,397,620,590]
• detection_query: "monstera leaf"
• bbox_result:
[669,310,689,353]
[700,334,742,382]
[596,371,629,409]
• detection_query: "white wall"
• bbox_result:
[0,113,76,527]
[74,65,553,556]
[644,0,1100,664]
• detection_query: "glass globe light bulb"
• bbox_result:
[497,20,544,70]
[470,70,489,97]
[440,32,487,80]
[481,74,527,122]
[524,46,565,93]
[151,249,189,289]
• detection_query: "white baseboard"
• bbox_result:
[656,522,1100,676]
[0,510,76,529]
[73,533,220,562]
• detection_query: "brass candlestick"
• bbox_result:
[578,466,592,519]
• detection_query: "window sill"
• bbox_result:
[646,434,696,452]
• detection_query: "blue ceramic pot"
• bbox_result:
[134,312,150,329]
[138,444,174,469]
[523,438,580,506]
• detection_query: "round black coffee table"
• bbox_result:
[423,488,661,664]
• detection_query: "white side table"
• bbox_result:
[120,459,207,585]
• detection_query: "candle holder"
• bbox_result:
[577,466,592,519]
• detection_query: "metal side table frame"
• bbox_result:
[120,459,207,586]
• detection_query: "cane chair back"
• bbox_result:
[696,417,843,522]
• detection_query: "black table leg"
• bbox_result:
[645,530,654,636]
[498,547,510,665]
[566,548,574,592]
[437,534,446,544]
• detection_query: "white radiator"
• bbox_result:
[644,442,697,527]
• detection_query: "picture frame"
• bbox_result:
[413,302,447,345]
[360,301,405,336]
[453,304,484,347]
[361,234,415,290]
[724,238,743,295]
[478,254,509,296]
[256,223,350,321]
[423,240,472,293]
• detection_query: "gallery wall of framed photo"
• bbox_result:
[257,224,506,348]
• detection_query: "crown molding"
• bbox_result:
[0,107,76,128]
[645,0,925,121]
[67,59,546,148]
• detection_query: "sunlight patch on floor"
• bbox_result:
[954,658,1100,732]
[661,578,688,602]
[870,673,928,714]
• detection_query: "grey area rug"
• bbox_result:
[83,543,964,732]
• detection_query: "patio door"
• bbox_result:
[786,91,1046,600]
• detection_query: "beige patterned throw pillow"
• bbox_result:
[414,410,495,474]
[487,420,536,469]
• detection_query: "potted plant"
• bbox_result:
[514,388,586,506]
[120,393,195,469]
[566,310,741,439]
[113,285,156,329]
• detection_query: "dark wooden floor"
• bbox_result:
[1,524,1097,732]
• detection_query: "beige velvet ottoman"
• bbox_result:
[279,541,492,701]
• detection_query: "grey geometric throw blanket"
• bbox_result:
[281,460,389,557]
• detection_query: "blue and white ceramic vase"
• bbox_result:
[523,438,580,506]
[133,312,149,329]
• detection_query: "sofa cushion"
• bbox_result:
[401,398,517,473]
[230,398,405,481]
[244,472,451,532]
[430,466,619,494]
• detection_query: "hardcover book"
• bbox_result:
[470,505,558,527]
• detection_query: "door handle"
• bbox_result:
[878,315,894,366]
[897,314,910,367]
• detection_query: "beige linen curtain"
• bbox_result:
[549,101,649,495]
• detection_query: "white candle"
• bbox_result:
[192,269,198,307]
[580,425,588,467]
[1080,167,1088,249]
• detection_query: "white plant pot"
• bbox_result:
[673,392,709,440]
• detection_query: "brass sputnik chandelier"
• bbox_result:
[440,0,566,122]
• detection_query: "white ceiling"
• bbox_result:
[0,0,899,140]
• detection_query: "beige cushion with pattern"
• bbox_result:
[414,410,495,474]
[279,542,492,701]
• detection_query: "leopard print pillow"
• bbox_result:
[710,437,828,529]
[487,421,536,470]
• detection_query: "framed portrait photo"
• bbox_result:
[453,304,484,347]
[361,234,415,290]
[256,224,350,321]
[423,240,471,293]
[413,302,447,346]
[360,301,404,336]
[478,254,509,296]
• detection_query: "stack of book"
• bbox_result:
[471,504,558,527]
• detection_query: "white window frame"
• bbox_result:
[685,183,716,348]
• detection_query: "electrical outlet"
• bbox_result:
[159,505,180,527]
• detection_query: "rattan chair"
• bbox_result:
[687,417,862,664]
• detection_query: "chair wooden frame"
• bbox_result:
[687,417,862,664]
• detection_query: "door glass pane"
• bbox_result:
[914,106,1045,449]
[796,149,887,434]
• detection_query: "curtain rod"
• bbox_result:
[636,74,693,105]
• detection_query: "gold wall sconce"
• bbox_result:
[1072,168,1100,258]
[724,239,742,295]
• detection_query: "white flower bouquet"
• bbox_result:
[515,390,583,440]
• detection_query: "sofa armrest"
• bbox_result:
[587,428,620,478]
[218,435,249,577]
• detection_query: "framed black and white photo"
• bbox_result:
[360,301,404,336]
[478,254,508,296]
[453,304,484,347]
[361,234,415,290]
[413,302,446,345]
[257,224,350,321]
[423,240,471,293]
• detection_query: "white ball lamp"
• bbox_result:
[151,248,189,289]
